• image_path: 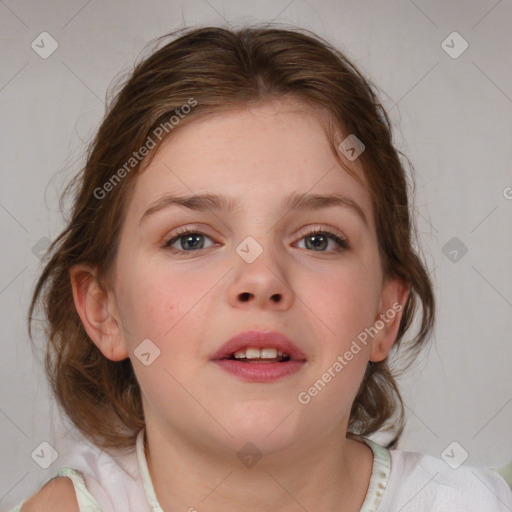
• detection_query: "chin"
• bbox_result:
[219,405,303,454]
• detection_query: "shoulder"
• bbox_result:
[20,477,79,512]
[384,446,512,510]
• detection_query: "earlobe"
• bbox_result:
[69,264,129,361]
[369,277,410,362]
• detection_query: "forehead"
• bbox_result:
[128,99,373,224]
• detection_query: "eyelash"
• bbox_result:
[162,227,350,254]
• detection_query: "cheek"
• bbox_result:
[296,266,377,420]
[303,258,381,342]
[114,257,208,343]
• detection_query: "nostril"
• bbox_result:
[239,292,253,301]
[271,293,281,302]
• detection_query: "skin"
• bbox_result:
[71,98,409,512]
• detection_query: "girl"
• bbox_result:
[14,24,512,512]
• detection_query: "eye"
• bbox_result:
[163,228,216,253]
[162,227,349,254]
[295,229,349,252]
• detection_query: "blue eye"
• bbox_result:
[296,230,349,252]
[163,228,349,254]
[163,229,215,252]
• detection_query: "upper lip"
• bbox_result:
[210,330,307,361]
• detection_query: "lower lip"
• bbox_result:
[212,360,305,382]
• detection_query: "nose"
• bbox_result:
[226,243,294,311]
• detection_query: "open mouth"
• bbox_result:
[223,347,292,363]
[214,346,304,382]
[211,331,306,382]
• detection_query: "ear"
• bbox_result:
[369,276,410,362]
[69,264,129,361]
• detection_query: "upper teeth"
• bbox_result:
[233,347,287,359]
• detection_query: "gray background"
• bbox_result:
[1,0,511,509]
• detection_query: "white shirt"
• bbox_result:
[12,428,512,511]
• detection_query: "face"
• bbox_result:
[101,99,405,456]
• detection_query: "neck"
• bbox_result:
[143,423,374,512]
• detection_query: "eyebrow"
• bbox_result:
[139,191,368,227]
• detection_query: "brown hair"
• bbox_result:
[29,24,434,451]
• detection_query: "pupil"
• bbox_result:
[306,234,327,251]
[182,234,204,250]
